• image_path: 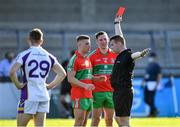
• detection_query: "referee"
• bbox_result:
[109,16,150,127]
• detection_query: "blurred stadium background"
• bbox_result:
[0,0,180,126]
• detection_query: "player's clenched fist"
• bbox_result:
[97,75,107,82]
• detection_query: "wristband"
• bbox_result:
[114,22,120,24]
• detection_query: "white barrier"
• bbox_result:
[0,83,20,118]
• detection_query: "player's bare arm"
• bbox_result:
[131,48,151,60]
[157,73,162,85]
[67,70,95,91]
[46,63,66,90]
[10,62,25,89]
[154,73,162,90]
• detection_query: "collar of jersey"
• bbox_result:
[120,48,131,55]
[30,46,41,48]
[75,50,87,59]
[97,48,111,55]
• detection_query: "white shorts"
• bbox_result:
[146,81,156,91]
[17,100,49,114]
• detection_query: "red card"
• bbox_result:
[117,7,125,16]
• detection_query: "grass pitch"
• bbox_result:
[0,117,180,127]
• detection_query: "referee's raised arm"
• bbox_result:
[114,16,126,48]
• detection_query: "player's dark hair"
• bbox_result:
[29,28,43,41]
[76,35,90,43]
[95,31,108,39]
[110,35,125,45]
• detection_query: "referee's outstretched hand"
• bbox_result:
[141,48,151,57]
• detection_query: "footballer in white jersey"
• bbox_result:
[10,28,66,127]
[16,46,58,102]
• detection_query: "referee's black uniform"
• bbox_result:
[110,49,135,117]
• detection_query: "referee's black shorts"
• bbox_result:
[113,87,133,117]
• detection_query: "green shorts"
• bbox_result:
[93,92,114,109]
[72,98,93,111]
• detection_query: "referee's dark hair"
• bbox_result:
[110,35,125,45]
[29,28,43,41]
[76,35,90,43]
[95,31,108,39]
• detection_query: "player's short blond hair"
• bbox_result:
[76,35,90,43]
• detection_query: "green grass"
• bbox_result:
[0,118,180,126]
